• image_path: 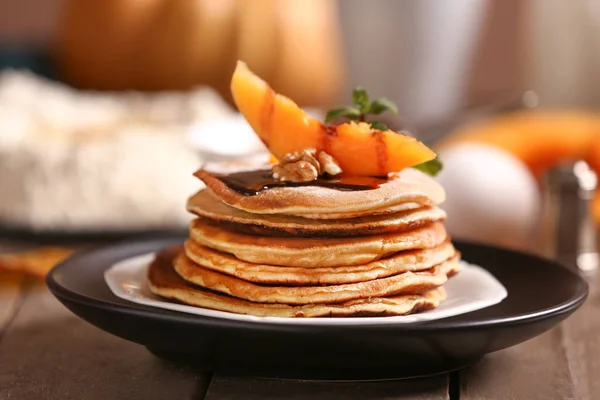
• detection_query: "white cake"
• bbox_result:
[0,71,235,232]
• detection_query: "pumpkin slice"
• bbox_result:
[231,61,436,176]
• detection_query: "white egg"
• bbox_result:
[436,143,540,250]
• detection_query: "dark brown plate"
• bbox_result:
[46,237,587,380]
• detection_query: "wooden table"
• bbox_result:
[0,240,598,400]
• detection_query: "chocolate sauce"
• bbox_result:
[217,169,387,196]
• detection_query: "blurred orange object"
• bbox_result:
[584,137,600,223]
[441,110,600,179]
[0,270,26,288]
[0,247,73,280]
[55,0,345,107]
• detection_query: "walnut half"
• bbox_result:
[271,148,342,182]
[317,151,342,176]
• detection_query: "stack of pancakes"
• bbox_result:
[148,167,460,318]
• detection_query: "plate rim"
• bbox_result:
[46,237,589,332]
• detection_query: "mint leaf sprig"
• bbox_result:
[413,156,443,176]
[324,88,398,130]
[325,87,443,176]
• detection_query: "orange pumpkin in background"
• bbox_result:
[440,110,600,178]
[55,0,345,107]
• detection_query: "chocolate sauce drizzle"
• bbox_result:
[217,169,388,196]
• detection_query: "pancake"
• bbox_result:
[196,167,445,219]
[290,202,424,220]
[189,218,448,267]
[173,251,460,305]
[148,246,447,317]
[187,189,447,237]
[184,239,457,285]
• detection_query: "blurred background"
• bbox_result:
[2,0,600,277]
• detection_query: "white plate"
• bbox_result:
[104,253,507,326]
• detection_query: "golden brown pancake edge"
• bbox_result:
[195,167,445,218]
[183,238,457,285]
[172,251,460,305]
[187,189,447,237]
[189,218,449,268]
[147,246,447,318]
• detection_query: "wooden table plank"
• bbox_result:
[558,271,600,400]
[0,272,27,334]
[205,374,449,400]
[0,241,33,334]
[0,240,77,344]
[459,326,576,399]
[0,285,211,400]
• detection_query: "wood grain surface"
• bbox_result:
[558,271,600,400]
[459,328,576,399]
[0,285,210,400]
[0,272,27,334]
[205,374,449,400]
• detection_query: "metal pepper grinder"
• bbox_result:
[541,161,598,274]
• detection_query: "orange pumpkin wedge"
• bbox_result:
[231,61,436,176]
